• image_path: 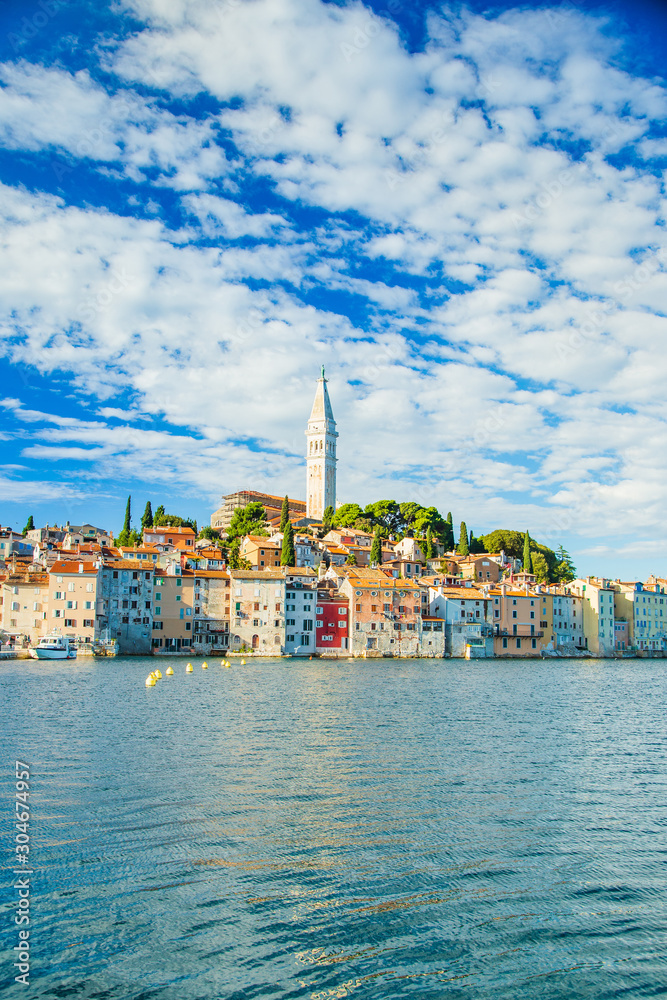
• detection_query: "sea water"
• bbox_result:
[1,656,666,999]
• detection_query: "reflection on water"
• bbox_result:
[1,656,667,999]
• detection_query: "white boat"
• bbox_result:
[30,631,78,660]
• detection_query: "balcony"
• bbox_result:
[496,626,544,638]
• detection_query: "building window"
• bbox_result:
[516,638,521,649]
[502,637,508,648]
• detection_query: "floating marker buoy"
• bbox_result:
[154,669,162,679]
[202,661,208,669]
[241,659,246,665]
[166,666,174,676]
[186,663,193,673]
[224,661,230,668]
[145,675,155,687]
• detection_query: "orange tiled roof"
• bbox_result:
[49,561,100,573]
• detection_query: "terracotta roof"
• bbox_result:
[145,524,195,534]
[49,561,100,573]
[229,568,285,580]
[434,588,490,600]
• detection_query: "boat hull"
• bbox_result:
[31,648,77,659]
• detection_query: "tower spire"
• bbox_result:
[305,369,337,520]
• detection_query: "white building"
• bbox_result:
[550,589,585,650]
[283,569,317,654]
[305,368,337,520]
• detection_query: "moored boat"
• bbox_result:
[30,631,78,660]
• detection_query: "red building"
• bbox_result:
[315,589,349,652]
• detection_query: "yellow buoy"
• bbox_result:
[154,669,162,679]
[166,666,174,676]
[224,661,230,668]
[202,661,208,669]
[145,676,155,687]
[186,663,193,673]
[241,658,246,665]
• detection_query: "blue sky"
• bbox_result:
[1,0,667,579]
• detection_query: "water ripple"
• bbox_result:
[2,656,667,999]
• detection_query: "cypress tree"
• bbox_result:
[370,525,382,566]
[280,494,290,532]
[425,525,434,560]
[458,521,469,556]
[141,501,153,531]
[281,520,295,567]
[122,495,131,535]
[523,530,533,574]
[23,515,34,535]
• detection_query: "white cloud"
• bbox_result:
[0,0,667,567]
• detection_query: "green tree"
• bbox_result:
[364,500,402,533]
[198,526,219,541]
[345,553,357,566]
[523,530,533,574]
[332,503,365,528]
[22,515,34,536]
[479,529,527,559]
[425,526,434,560]
[227,502,269,540]
[280,495,290,533]
[531,552,550,584]
[117,495,132,546]
[469,529,485,554]
[370,525,382,566]
[281,521,295,567]
[441,513,455,551]
[413,506,447,540]
[322,505,334,530]
[399,501,423,529]
[153,505,166,525]
[229,538,251,570]
[457,521,469,556]
[141,501,153,531]
[555,545,576,583]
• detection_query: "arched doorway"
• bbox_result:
[252,634,259,649]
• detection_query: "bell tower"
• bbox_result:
[306,367,337,520]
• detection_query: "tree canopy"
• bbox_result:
[227,502,269,540]
[22,515,34,535]
[141,501,153,530]
[332,503,365,528]
[479,528,568,583]
[370,525,382,565]
[280,495,290,533]
[457,521,469,556]
[281,521,295,566]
